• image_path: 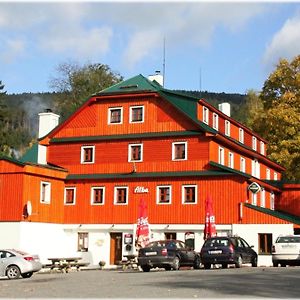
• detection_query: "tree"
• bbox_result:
[252,55,300,180]
[49,62,123,119]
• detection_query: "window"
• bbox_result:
[239,128,244,144]
[218,147,224,165]
[108,107,123,124]
[258,233,272,254]
[252,159,260,178]
[228,152,234,169]
[157,186,171,204]
[270,192,275,210]
[252,136,257,151]
[172,142,187,160]
[203,106,209,124]
[260,188,265,208]
[266,169,271,180]
[185,232,195,250]
[260,141,265,155]
[91,187,105,205]
[64,187,76,205]
[130,106,144,123]
[212,113,219,130]
[128,144,143,162]
[251,192,257,206]
[225,120,230,136]
[78,232,88,252]
[40,181,51,204]
[274,172,278,180]
[81,146,95,164]
[240,157,246,173]
[182,185,197,204]
[114,187,128,205]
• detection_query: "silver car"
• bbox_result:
[0,249,42,279]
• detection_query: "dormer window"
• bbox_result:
[203,106,209,124]
[252,136,257,151]
[212,113,219,130]
[108,107,123,124]
[130,106,144,123]
[239,128,244,144]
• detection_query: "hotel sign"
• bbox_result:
[134,186,149,194]
[248,182,261,194]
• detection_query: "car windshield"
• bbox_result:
[276,236,300,243]
[204,238,229,247]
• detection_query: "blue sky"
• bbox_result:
[1,1,300,95]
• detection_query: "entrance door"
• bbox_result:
[110,232,123,265]
[165,232,177,240]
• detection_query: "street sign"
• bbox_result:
[248,182,261,194]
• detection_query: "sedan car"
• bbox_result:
[137,239,201,272]
[272,235,300,267]
[200,236,257,269]
[0,249,42,279]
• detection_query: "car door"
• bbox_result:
[239,238,253,263]
[0,250,7,277]
[175,241,189,264]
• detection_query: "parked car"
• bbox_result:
[0,249,42,279]
[137,239,201,272]
[200,236,257,269]
[272,235,300,267]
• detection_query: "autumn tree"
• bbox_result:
[49,62,123,119]
[252,55,300,180]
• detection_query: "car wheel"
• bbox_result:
[164,265,172,271]
[193,256,201,269]
[281,263,286,267]
[141,265,150,272]
[6,265,21,279]
[273,261,279,267]
[204,263,211,269]
[235,256,242,268]
[222,264,228,269]
[21,272,33,278]
[251,257,258,267]
[172,257,180,270]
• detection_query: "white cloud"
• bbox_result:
[0,38,25,63]
[263,13,300,68]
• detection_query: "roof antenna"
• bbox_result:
[163,37,166,87]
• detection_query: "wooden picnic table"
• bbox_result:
[45,257,89,273]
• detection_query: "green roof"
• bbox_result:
[67,170,233,181]
[0,155,26,166]
[50,130,202,144]
[20,143,38,163]
[245,203,300,225]
[209,161,251,179]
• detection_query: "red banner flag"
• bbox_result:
[136,198,150,249]
[204,194,217,240]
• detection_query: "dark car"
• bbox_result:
[137,239,201,272]
[200,236,257,269]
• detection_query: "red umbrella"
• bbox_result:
[204,194,217,240]
[136,198,150,249]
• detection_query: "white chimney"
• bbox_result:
[218,102,231,117]
[38,109,60,165]
[148,71,164,86]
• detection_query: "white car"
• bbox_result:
[0,249,42,279]
[272,235,300,267]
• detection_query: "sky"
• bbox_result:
[1,1,300,95]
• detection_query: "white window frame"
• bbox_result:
[128,143,143,162]
[212,113,219,130]
[64,187,76,205]
[90,187,105,205]
[40,181,51,204]
[270,192,275,210]
[252,136,257,151]
[240,157,246,173]
[218,147,224,165]
[274,172,278,180]
[203,106,209,124]
[252,192,257,206]
[225,120,230,136]
[260,141,265,155]
[172,141,187,161]
[156,185,172,205]
[266,168,271,180]
[260,188,265,208]
[228,152,234,169]
[252,159,260,178]
[81,145,95,164]
[108,107,123,124]
[114,186,128,205]
[129,105,144,123]
[182,185,197,204]
[239,128,244,144]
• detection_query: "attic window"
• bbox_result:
[120,84,138,89]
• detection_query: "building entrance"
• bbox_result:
[110,232,123,265]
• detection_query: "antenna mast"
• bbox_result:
[163,37,166,87]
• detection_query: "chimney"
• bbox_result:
[218,102,231,117]
[148,71,164,86]
[38,109,60,165]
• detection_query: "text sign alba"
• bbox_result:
[248,182,261,194]
[134,186,149,194]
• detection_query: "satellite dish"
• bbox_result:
[26,201,32,216]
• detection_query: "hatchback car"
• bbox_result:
[137,239,201,272]
[0,249,42,279]
[272,235,300,267]
[200,236,257,269]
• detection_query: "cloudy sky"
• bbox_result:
[1,1,300,94]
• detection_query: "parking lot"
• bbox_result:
[1,266,300,298]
